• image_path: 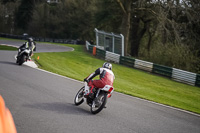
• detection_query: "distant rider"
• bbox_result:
[84,62,115,98]
[17,38,36,59]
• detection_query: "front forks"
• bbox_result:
[95,89,101,98]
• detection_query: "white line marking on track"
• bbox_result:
[0,44,19,48]
[118,92,200,117]
[35,67,200,117]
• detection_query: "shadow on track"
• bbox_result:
[23,102,91,115]
[0,61,16,65]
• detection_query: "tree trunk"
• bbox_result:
[147,26,152,57]
[118,0,132,56]
[130,18,148,57]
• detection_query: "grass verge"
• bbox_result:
[0,45,17,51]
[32,43,200,114]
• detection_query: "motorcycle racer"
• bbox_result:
[17,38,36,59]
[84,62,115,98]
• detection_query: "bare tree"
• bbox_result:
[116,0,132,56]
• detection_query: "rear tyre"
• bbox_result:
[90,91,107,114]
[74,87,84,106]
[18,55,26,65]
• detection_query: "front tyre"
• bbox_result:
[74,87,84,106]
[18,55,26,65]
[16,56,19,64]
[90,91,107,114]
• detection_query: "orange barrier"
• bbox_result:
[0,95,17,133]
[93,46,96,56]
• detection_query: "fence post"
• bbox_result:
[94,28,99,46]
[112,33,115,53]
[120,34,124,56]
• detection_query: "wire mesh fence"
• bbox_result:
[94,28,124,56]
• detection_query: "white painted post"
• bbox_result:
[112,33,115,53]
[120,34,124,56]
[94,28,98,46]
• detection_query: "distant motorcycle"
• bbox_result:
[16,47,31,65]
[74,81,114,114]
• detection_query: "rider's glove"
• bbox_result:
[84,78,89,83]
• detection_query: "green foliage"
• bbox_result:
[130,0,200,73]
[94,0,122,33]
[0,1,19,33]
[27,0,97,40]
[14,0,35,31]
[139,41,200,73]
[1,0,16,4]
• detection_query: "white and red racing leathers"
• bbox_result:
[86,67,115,89]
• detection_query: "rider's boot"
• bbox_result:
[84,86,95,99]
[88,88,96,99]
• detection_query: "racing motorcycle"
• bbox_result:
[16,47,31,65]
[74,81,114,114]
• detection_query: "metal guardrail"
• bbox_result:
[172,68,196,86]
[153,64,173,78]
[120,56,135,67]
[96,48,106,59]
[88,45,94,53]
[196,74,200,87]
[105,51,120,63]
[85,41,200,87]
[134,59,153,72]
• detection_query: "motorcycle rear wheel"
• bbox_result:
[74,87,84,106]
[90,92,107,114]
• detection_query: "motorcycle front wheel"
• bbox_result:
[74,87,84,106]
[18,55,26,65]
[90,91,107,114]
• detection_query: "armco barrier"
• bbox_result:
[172,68,196,86]
[153,64,173,78]
[88,45,94,53]
[105,51,120,63]
[119,56,135,67]
[85,41,200,87]
[96,48,106,59]
[134,59,153,72]
[195,74,200,87]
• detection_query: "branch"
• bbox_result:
[116,0,126,14]
[135,8,181,43]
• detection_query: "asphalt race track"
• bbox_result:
[0,39,200,133]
